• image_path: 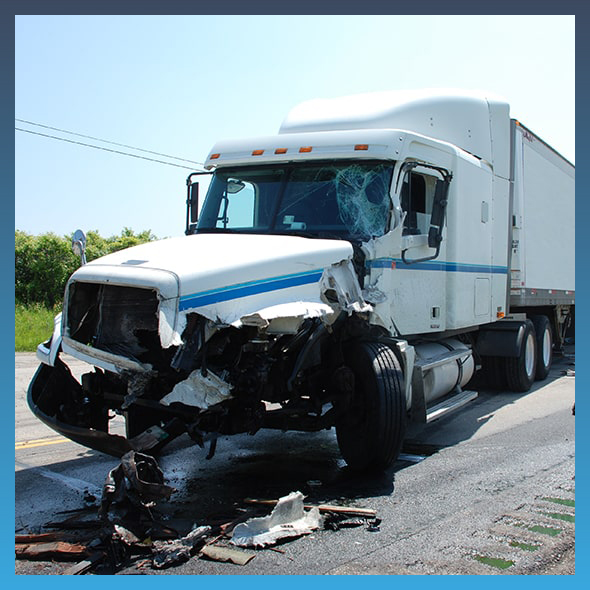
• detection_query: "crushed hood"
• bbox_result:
[74,233,357,326]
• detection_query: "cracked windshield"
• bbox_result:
[198,161,395,241]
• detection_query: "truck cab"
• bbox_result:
[28,90,574,471]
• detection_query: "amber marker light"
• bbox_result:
[299,146,313,153]
[252,149,265,156]
[210,153,220,159]
[355,144,369,151]
[275,148,288,154]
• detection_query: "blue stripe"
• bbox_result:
[179,269,324,311]
[369,258,508,274]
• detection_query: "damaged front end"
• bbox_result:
[28,238,375,458]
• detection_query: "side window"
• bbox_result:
[401,171,438,236]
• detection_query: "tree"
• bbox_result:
[15,229,157,307]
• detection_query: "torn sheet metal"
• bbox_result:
[152,525,211,569]
[100,451,176,516]
[231,491,321,548]
[160,369,232,409]
[238,300,336,333]
[361,223,405,332]
[319,260,371,315]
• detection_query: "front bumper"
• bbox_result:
[27,359,133,457]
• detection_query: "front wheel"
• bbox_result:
[336,341,406,472]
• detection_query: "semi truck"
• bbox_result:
[28,89,575,471]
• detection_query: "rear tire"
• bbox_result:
[336,341,406,472]
[531,314,553,380]
[504,319,537,392]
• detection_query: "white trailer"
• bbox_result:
[29,90,574,471]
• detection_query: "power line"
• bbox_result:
[16,118,204,166]
[16,127,202,171]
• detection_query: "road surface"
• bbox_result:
[15,349,575,574]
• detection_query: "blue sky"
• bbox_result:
[15,14,575,240]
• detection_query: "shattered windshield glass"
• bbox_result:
[197,161,394,241]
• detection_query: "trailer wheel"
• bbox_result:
[336,341,406,472]
[531,315,553,380]
[504,319,537,392]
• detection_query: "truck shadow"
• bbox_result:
[404,349,574,451]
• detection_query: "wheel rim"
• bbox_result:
[542,327,552,367]
[525,332,536,378]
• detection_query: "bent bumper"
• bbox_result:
[27,360,133,457]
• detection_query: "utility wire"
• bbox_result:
[16,127,203,171]
[16,118,204,166]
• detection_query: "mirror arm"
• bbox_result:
[401,244,441,265]
[185,170,213,235]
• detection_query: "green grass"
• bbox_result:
[542,497,575,508]
[15,303,60,352]
[540,511,575,523]
[474,555,514,570]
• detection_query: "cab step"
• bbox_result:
[425,389,478,423]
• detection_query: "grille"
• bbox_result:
[67,282,159,362]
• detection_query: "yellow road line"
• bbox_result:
[15,436,68,450]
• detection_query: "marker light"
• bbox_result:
[355,144,369,151]
[210,153,220,159]
[275,148,288,154]
[299,146,313,153]
[252,150,265,156]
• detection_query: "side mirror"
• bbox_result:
[428,178,449,248]
[189,183,199,224]
[71,229,87,266]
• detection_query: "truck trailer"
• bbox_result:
[28,89,575,471]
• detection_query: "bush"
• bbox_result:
[15,303,61,352]
[15,228,157,308]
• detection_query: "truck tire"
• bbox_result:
[531,314,553,380]
[336,341,406,472]
[504,319,537,392]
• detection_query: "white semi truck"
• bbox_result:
[28,89,575,471]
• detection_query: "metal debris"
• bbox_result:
[100,451,176,517]
[113,524,142,546]
[231,491,321,548]
[152,525,211,569]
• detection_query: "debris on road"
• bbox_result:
[100,451,176,518]
[16,446,380,574]
[62,551,106,575]
[244,497,377,518]
[15,539,90,561]
[152,525,211,569]
[231,491,322,548]
[200,544,256,565]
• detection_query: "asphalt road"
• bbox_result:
[15,349,575,575]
